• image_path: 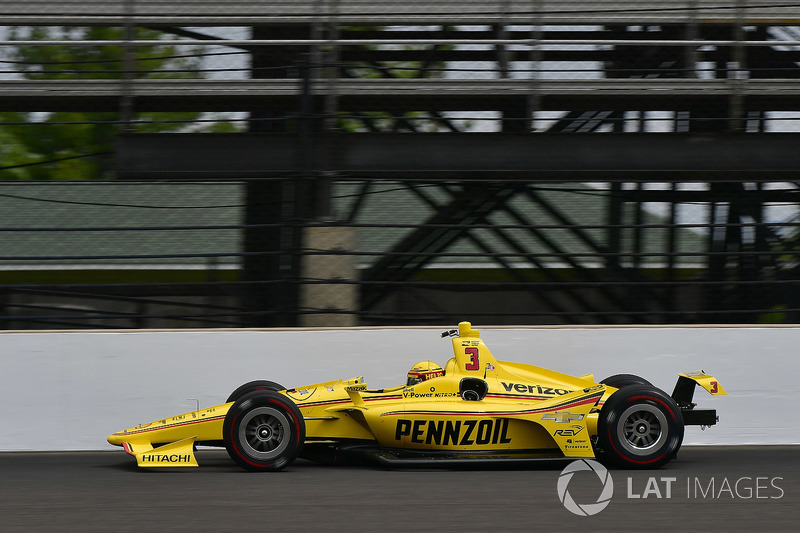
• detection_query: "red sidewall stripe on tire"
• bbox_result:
[268,398,303,446]
[607,428,670,465]
[625,395,677,421]
[228,413,274,469]
[228,398,302,469]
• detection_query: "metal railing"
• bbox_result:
[1,3,800,328]
[1,179,799,328]
[1,0,800,24]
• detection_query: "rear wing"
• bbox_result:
[672,370,726,427]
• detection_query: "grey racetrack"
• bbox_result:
[1,446,797,532]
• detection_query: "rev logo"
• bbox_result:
[553,425,585,437]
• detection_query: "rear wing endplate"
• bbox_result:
[672,371,726,427]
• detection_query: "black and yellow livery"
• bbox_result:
[108,322,725,471]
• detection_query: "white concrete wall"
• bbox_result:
[1,325,796,451]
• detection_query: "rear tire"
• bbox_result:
[600,374,652,389]
[597,385,683,469]
[223,391,305,472]
[226,380,286,404]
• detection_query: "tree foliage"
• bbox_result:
[0,26,232,180]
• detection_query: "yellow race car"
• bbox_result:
[108,322,725,471]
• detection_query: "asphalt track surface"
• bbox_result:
[1,446,797,532]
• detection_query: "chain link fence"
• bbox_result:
[1,1,800,328]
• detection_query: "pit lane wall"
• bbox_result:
[1,326,796,451]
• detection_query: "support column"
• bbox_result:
[300,226,358,327]
[241,25,309,326]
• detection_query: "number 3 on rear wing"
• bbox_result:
[672,370,726,427]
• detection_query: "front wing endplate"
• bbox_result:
[127,436,199,467]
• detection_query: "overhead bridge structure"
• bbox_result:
[2,1,800,328]
[2,1,799,25]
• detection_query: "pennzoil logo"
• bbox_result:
[542,411,585,423]
[395,419,512,446]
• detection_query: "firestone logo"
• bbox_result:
[557,459,614,516]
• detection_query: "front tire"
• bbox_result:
[226,380,287,404]
[597,384,683,469]
[223,391,305,472]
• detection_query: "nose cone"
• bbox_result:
[107,431,127,446]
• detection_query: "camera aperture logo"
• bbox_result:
[557,459,614,516]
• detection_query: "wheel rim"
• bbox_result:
[237,407,291,460]
[616,404,668,456]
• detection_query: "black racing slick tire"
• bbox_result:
[600,374,652,389]
[223,391,305,472]
[597,384,684,469]
[225,380,287,404]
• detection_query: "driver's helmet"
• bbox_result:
[407,361,444,386]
